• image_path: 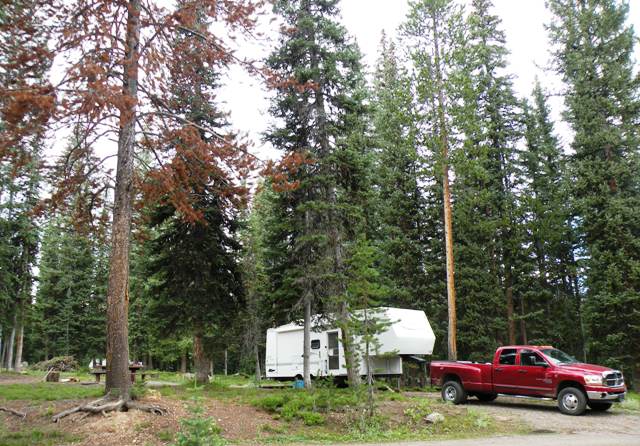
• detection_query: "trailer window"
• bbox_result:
[311,340,320,350]
[498,348,517,365]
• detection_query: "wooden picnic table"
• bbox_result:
[89,364,147,383]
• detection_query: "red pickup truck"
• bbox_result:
[430,345,626,415]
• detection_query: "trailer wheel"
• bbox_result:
[442,381,467,405]
[557,387,587,415]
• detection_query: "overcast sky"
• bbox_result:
[218,0,640,163]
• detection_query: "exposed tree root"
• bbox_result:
[0,406,27,419]
[52,398,165,422]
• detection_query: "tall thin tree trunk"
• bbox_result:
[193,330,209,385]
[224,349,228,376]
[520,297,528,345]
[180,349,187,374]
[365,308,374,418]
[506,268,516,345]
[254,343,261,383]
[6,311,16,370]
[105,0,140,400]
[432,11,457,361]
[14,306,24,371]
[303,292,312,388]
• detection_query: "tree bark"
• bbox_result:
[6,311,16,370]
[339,303,361,386]
[14,311,24,371]
[180,349,187,374]
[432,10,457,361]
[105,0,140,400]
[303,292,312,388]
[506,268,516,345]
[224,349,228,376]
[254,343,261,383]
[193,331,209,385]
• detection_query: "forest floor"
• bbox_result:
[1,371,639,446]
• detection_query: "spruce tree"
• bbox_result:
[548,0,640,383]
[266,0,370,387]
[519,82,583,354]
[370,35,427,309]
[403,0,466,360]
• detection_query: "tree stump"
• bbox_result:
[46,371,60,382]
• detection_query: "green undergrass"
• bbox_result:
[0,382,104,401]
[0,428,79,446]
[620,391,640,412]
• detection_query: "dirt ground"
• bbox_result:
[0,374,39,385]
[0,389,282,446]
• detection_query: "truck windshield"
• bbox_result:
[540,348,578,365]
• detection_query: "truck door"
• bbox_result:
[493,348,521,394]
[519,349,554,396]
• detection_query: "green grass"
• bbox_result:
[0,383,103,401]
[620,391,640,412]
[0,428,79,446]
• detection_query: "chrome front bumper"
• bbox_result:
[587,390,626,401]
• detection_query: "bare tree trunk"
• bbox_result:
[193,331,209,385]
[432,11,457,361]
[6,312,16,370]
[520,297,528,345]
[224,349,228,376]
[105,0,140,400]
[180,349,187,374]
[254,343,261,383]
[303,293,312,388]
[365,309,374,418]
[339,303,361,386]
[506,268,516,345]
[14,312,24,372]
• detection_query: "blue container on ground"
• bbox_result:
[293,379,304,389]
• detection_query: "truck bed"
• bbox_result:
[430,360,494,394]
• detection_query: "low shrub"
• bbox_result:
[173,399,225,446]
[30,356,78,372]
[299,411,325,426]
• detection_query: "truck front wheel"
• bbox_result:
[442,381,467,405]
[557,387,587,415]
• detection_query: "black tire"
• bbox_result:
[476,393,498,402]
[588,402,612,412]
[441,380,467,405]
[557,387,587,415]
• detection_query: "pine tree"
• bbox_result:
[519,81,583,354]
[548,0,640,384]
[141,2,245,384]
[266,0,370,387]
[403,0,466,360]
[370,35,427,309]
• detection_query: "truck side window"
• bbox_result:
[311,340,320,350]
[498,348,517,365]
[521,350,546,367]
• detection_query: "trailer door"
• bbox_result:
[327,331,340,372]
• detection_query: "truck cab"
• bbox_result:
[430,345,626,415]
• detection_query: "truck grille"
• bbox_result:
[603,371,624,387]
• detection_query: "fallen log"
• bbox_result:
[0,407,26,419]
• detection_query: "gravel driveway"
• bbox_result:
[466,394,640,435]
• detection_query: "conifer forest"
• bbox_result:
[1,0,639,423]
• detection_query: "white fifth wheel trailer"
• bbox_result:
[265,307,435,380]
